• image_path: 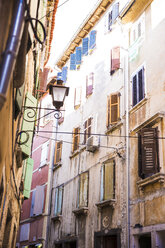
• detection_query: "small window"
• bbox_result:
[84,118,92,144]
[78,172,89,208]
[32,185,45,216]
[72,127,80,153]
[40,141,49,167]
[107,2,119,31]
[138,127,159,179]
[54,141,62,165]
[110,47,120,75]
[106,93,120,127]
[86,73,94,97]
[100,160,115,201]
[54,185,64,216]
[74,87,81,109]
[130,13,145,46]
[132,66,145,107]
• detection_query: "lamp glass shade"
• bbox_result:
[52,86,67,109]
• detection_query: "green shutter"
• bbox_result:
[20,92,37,159]
[23,158,34,199]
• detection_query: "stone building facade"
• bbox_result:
[48,0,165,247]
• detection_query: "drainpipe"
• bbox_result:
[124,40,130,247]
[0,0,25,110]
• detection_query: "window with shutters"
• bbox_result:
[54,185,64,216]
[40,141,49,167]
[86,73,94,97]
[84,118,92,144]
[74,87,81,109]
[70,53,76,70]
[105,2,119,32]
[110,47,120,75]
[89,30,96,54]
[82,37,89,56]
[72,127,80,153]
[132,66,145,107]
[54,141,62,165]
[130,13,145,46]
[100,160,115,201]
[31,185,45,216]
[78,172,89,208]
[106,93,120,128]
[138,127,159,179]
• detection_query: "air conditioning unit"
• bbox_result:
[86,136,100,152]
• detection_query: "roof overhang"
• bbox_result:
[56,0,114,69]
[120,0,153,24]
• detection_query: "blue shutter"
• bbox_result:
[76,47,82,65]
[112,2,119,24]
[82,38,89,56]
[57,72,62,80]
[61,67,68,83]
[70,54,76,70]
[89,30,96,49]
[54,188,58,216]
[30,190,36,217]
[100,165,104,201]
[57,186,63,215]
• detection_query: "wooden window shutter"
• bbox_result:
[79,172,88,207]
[132,74,137,106]
[30,190,36,217]
[33,185,45,215]
[138,67,144,102]
[76,47,82,65]
[86,73,94,97]
[84,118,92,143]
[82,37,89,56]
[140,128,159,176]
[15,83,25,119]
[72,127,80,152]
[40,141,49,167]
[89,30,96,49]
[54,141,62,164]
[23,158,34,199]
[106,95,110,128]
[61,66,68,83]
[20,92,37,159]
[104,160,115,200]
[112,2,119,24]
[70,53,76,70]
[100,166,104,201]
[74,87,81,108]
[110,47,120,74]
[110,93,120,124]
[57,186,63,215]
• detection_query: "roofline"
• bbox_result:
[56,0,114,69]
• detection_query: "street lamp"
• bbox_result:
[47,78,69,110]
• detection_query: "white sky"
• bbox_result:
[48,0,99,67]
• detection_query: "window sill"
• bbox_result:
[137,172,165,191]
[129,98,148,114]
[105,121,123,134]
[95,199,116,210]
[53,162,62,170]
[51,215,62,222]
[70,150,80,159]
[72,207,88,216]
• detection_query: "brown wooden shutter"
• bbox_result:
[104,160,115,200]
[110,93,120,124]
[106,96,110,128]
[140,128,159,175]
[54,141,62,164]
[79,172,89,207]
[72,128,80,152]
[110,47,120,75]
